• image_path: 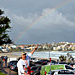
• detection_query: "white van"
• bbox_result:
[40,64,75,75]
[47,70,75,75]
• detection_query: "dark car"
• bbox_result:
[51,60,57,64]
[30,61,36,67]
[35,59,50,65]
[68,63,75,68]
[47,60,57,65]
[59,62,67,64]
[47,71,55,75]
[8,60,18,68]
[10,64,18,71]
[10,62,18,71]
[30,66,41,75]
[10,61,36,72]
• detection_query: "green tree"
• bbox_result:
[59,55,66,62]
[59,53,74,63]
[0,9,12,45]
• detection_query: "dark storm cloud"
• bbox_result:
[0,0,75,44]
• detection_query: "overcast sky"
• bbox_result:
[0,0,75,44]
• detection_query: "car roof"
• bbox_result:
[31,65,41,67]
[48,69,73,72]
[10,60,18,62]
[44,64,66,66]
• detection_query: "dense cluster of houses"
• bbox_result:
[52,42,75,51]
[0,42,75,52]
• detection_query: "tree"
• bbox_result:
[59,53,74,63]
[0,9,12,45]
[59,55,66,62]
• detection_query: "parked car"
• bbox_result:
[9,60,36,72]
[35,59,50,65]
[68,63,75,69]
[30,61,36,67]
[2,47,8,53]
[46,71,55,75]
[47,60,57,65]
[47,70,74,75]
[8,60,18,68]
[30,66,41,75]
[10,62,18,72]
[30,58,39,63]
[59,62,68,64]
[40,64,75,75]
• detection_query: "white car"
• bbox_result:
[47,70,75,75]
[40,64,75,75]
[2,48,8,52]
[30,58,39,62]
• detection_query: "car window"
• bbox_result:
[48,71,55,74]
[59,62,67,64]
[31,67,38,70]
[9,61,18,65]
[31,58,35,60]
[39,66,41,70]
[58,70,74,74]
[65,65,74,70]
[58,70,65,74]
[51,61,56,63]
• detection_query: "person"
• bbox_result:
[57,59,59,64]
[4,55,8,67]
[17,44,38,75]
[0,57,2,70]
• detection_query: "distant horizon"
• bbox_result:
[14,41,75,45]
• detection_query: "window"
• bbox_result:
[48,71,55,74]
[65,65,74,70]
[58,70,65,74]
[31,67,38,70]
[58,70,74,74]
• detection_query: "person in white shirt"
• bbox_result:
[17,44,38,75]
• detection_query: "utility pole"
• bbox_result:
[49,47,51,75]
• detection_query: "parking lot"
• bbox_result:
[1,57,75,75]
[1,61,18,75]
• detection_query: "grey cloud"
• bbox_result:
[0,0,75,44]
[7,8,75,44]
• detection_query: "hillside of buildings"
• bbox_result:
[0,42,75,53]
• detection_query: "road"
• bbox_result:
[1,62,18,75]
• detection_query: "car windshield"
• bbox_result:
[31,67,38,70]
[59,62,67,64]
[31,58,35,60]
[58,70,74,74]
[65,65,74,70]
[69,63,75,65]
[10,61,18,64]
[48,71,55,74]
